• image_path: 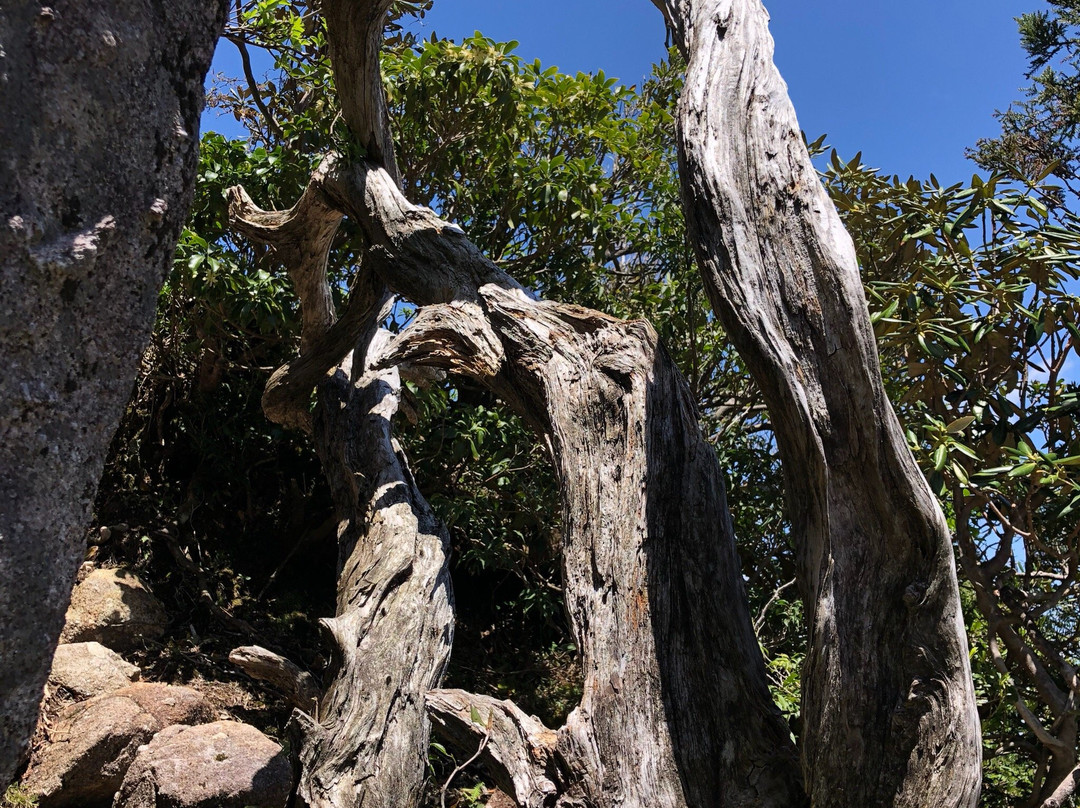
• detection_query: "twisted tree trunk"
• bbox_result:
[232,151,805,808]
[231,1,982,805]
[226,3,460,802]
[346,159,805,808]
[228,180,454,807]
[230,0,805,803]
[651,1,982,806]
[0,0,224,784]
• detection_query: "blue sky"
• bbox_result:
[205,1,1042,184]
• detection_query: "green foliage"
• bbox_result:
[971,0,1080,186]
[2,786,38,808]
[825,152,1080,501]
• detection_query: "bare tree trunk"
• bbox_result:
[319,157,805,807]
[229,1,806,803]
[295,329,454,808]
[228,166,454,806]
[0,0,224,784]
[651,1,982,806]
[227,4,457,803]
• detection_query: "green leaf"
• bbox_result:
[933,445,948,471]
[870,298,900,324]
[1009,462,1038,477]
[470,706,483,726]
[946,416,977,433]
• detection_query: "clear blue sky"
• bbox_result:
[205,1,1041,184]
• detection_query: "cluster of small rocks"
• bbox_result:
[17,566,292,808]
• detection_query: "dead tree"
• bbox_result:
[228,164,454,806]
[651,0,982,806]
[227,0,803,806]
[228,1,983,806]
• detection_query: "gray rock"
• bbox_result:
[113,721,292,808]
[49,642,140,700]
[22,684,214,807]
[60,568,168,650]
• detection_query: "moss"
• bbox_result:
[2,785,38,808]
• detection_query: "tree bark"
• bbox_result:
[651,1,982,806]
[295,326,455,808]
[231,0,807,795]
[229,174,454,806]
[228,3,459,803]
[0,0,224,784]
[334,158,806,807]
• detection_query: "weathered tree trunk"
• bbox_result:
[228,169,454,806]
[333,158,804,807]
[296,328,454,808]
[230,1,806,803]
[0,0,224,784]
[228,4,457,804]
[651,1,982,805]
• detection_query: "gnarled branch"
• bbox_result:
[229,645,320,712]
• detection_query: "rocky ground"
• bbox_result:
[6,564,293,808]
[5,558,513,808]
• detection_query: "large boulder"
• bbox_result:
[114,721,292,808]
[49,642,140,700]
[60,567,168,650]
[22,684,214,807]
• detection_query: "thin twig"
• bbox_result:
[440,717,492,808]
[754,578,797,633]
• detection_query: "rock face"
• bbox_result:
[60,568,168,650]
[0,0,227,782]
[49,642,140,699]
[22,684,214,807]
[114,721,292,808]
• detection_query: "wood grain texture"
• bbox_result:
[650,1,982,805]
[229,167,452,808]
[333,161,805,807]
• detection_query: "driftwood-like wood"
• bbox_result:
[230,173,453,808]
[226,1,812,804]
[651,1,982,806]
[236,151,806,805]
[426,689,569,805]
[229,645,321,712]
[295,327,454,808]
[334,161,804,807]
[229,4,458,806]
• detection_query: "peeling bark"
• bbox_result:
[0,0,225,784]
[651,1,982,805]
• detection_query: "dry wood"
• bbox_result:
[229,645,320,712]
[336,158,804,807]
[230,148,451,808]
[651,1,982,805]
